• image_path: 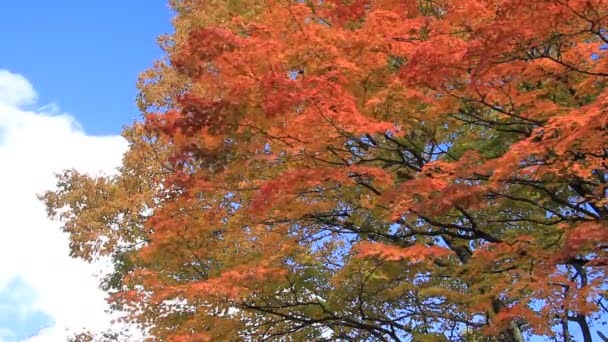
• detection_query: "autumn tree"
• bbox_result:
[42,0,608,340]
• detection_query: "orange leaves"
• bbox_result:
[488,303,547,336]
[565,222,608,252]
[480,89,608,182]
[252,166,393,214]
[357,241,452,262]
[158,265,287,301]
[383,165,490,219]
[402,36,471,87]
[260,71,399,144]
[183,267,279,299]
[542,97,608,157]
[388,175,448,197]
[169,333,211,342]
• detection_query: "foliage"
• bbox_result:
[42,0,608,340]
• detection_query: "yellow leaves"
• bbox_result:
[40,170,142,261]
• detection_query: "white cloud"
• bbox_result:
[0,71,37,107]
[0,70,129,340]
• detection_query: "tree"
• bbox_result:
[42,0,608,340]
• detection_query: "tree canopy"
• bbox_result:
[43,0,608,340]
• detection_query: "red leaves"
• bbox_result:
[260,73,305,116]
[176,93,231,134]
[171,28,241,77]
[146,93,233,139]
[321,0,369,26]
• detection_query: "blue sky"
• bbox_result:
[0,278,52,342]
[0,0,173,135]
[0,1,172,340]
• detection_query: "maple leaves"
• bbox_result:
[357,241,452,262]
[40,0,608,340]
